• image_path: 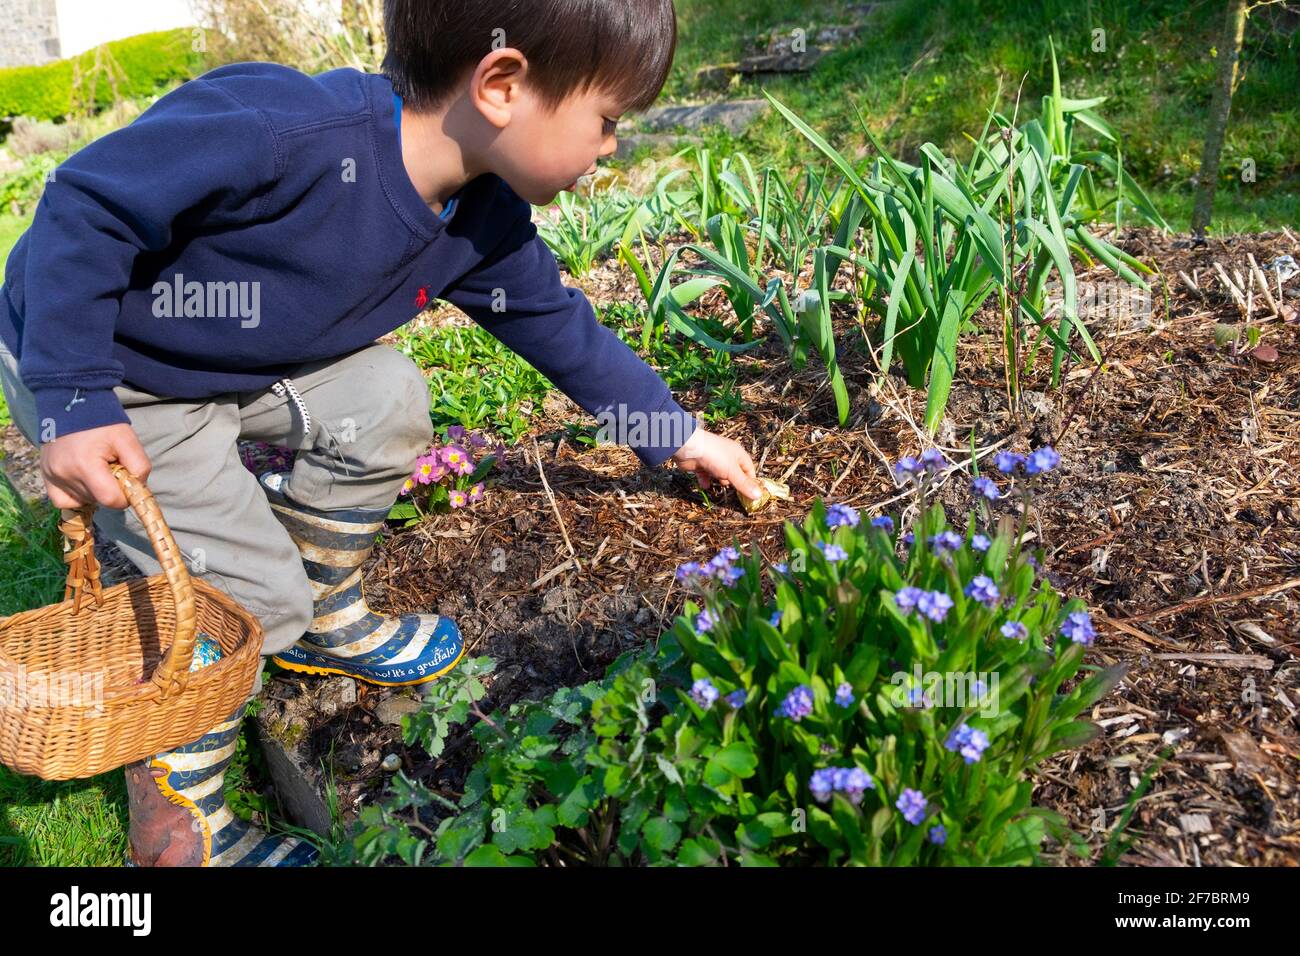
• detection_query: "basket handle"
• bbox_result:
[59,463,199,700]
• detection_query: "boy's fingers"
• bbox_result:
[731,447,761,497]
[84,463,128,510]
[730,454,762,498]
[113,435,152,483]
[44,477,81,511]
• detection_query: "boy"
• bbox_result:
[0,0,761,866]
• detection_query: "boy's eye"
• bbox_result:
[602,117,618,136]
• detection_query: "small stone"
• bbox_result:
[316,676,358,717]
[541,586,579,618]
[381,753,402,773]
[614,132,701,160]
[374,695,422,728]
[738,50,827,73]
[633,99,768,136]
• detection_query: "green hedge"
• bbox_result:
[0,29,206,121]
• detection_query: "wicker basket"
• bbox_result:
[0,464,264,780]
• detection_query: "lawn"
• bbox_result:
[0,214,27,266]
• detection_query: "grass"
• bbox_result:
[0,471,64,618]
[652,0,1298,234]
[606,300,739,391]
[392,299,742,445]
[1147,182,1299,235]
[0,768,129,866]
[0,214,27,265]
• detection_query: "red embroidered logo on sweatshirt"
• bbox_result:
[414,286,429,309]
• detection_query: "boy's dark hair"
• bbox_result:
[382,0,677,115]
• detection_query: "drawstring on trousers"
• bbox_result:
[269,377,354,478]
[270,378,311,437]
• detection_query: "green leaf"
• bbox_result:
[703,742,759,787]
[642,816,682,853]
[736,817,775,849]
[677,838,720,865]
[831,794,868,863]
[1073,224,1148,288]
[1049,719,1103,751]
[807,806,844,850]
[668,277,723,308]
[924,290,965,433]
[463,844,511,866]
[655,754,684,787]
[880,247,916,374]
[387,501,420,521]
[1060,664,1127,720]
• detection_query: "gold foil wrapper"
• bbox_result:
[738,477,791,513]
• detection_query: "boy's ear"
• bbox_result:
[470,47,529,129]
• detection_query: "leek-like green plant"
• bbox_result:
[534,186,635,277]
[767,62,1159,432]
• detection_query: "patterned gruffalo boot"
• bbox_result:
[124,695,318,867]
[257,471,465,687]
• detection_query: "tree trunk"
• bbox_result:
[1191,0,1249,236]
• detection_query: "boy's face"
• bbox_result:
[474,57,623,206]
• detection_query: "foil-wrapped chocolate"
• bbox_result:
[738,477,791,513]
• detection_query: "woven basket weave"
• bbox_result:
[0,464,264,780]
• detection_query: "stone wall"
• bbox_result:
[0,0,62,69]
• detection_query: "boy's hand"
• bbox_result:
[671,427,763,501]
[39,423,152,511]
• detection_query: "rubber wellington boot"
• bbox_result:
[258,471,465,687]
[123,696,319,866]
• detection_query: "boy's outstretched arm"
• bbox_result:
[442,183,763,500]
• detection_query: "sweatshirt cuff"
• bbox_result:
[31,386,129,443]
[610,392,699,469]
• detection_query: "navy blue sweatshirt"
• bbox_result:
[1,62,697,467]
